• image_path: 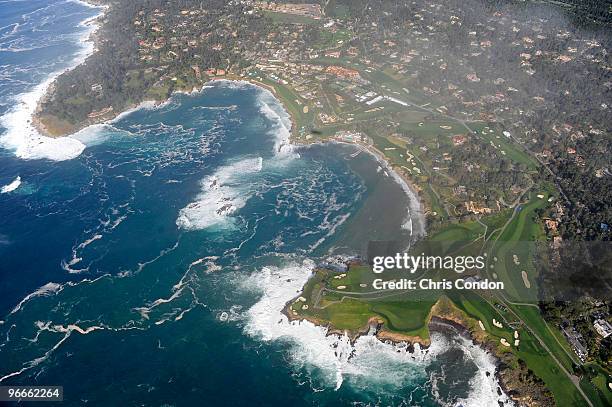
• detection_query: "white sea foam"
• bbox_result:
[9,282,63,315]
[212,79,253,91]
[214,79,298,159]
[242,260,351,388]
[0,75,86,160]
[176,156,263,230]
[108,99,169,123]
[71,123,111,147]
[243,261,514,405]
[255,88,297,158]
[242,261,436,390]
[133,254,216,323]
[308,212,351,252]
[386,167,425,235]
[60,233,102,274]
[1,176,21,193]
[454,338,516,407]
[176,80,303,231]
[0,328,72,383]
[71,0,103,11]
[0,2,104,161]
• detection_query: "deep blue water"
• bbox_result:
[0,2,513,406]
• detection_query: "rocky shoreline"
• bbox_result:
[31,0,428,241]
[32,0,109,138]
[282,299,510,399]
[282,297,454,350]
[29,3,551,404]
[283,283,554,406]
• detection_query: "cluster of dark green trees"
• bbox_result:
[537,241,611,368]
[40,0,270,127]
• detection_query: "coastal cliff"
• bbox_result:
[285,291,555,407]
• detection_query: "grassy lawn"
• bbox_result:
[451,292,517,340]
[517,329,586,406]
[429,222,484,243]
[451,292,587,406]
[314,29,352,49]
[581,365,612,407]
[291,265,437,339]
[480,190,581,374]
[489,191,548,300]
[146,83,171,100]
[372,300,436,339]
[476,124,539,169]
[330,4,350,18]
[511,305,577,372]
[482,210,513,239]
[398,120,463,137]
[320,299,373,330]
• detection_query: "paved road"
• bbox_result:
[495,296,594,407]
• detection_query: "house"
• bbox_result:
[452,135,467,146]
[325,50,341,59]
[465,201,492,215]
[594,319,612,338]
[562,325,588,362]
[325,66,360,80]
[545,219,558,233]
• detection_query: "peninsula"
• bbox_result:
[34,1,611,406]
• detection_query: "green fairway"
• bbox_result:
[429,223,484,243]
[289,265,437,340]
[450,293,587,407]
[320,299,373,330]
[511,305,577,371]
[488,191,549,300]
[398,120,464,137]
[582,366,612,407]
[517,329,586,407]
[371,300,435,337]
[476,124,539,169]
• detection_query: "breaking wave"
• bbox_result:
[255,86,296,158]
[242,261,515,405]
[1,176,21,194]
[177,156,264,231]
[215,79,298,159]
[0,1,104,161]
[453,338,516,407]
[177,80,301,232]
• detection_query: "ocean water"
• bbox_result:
[0,1,514,406]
